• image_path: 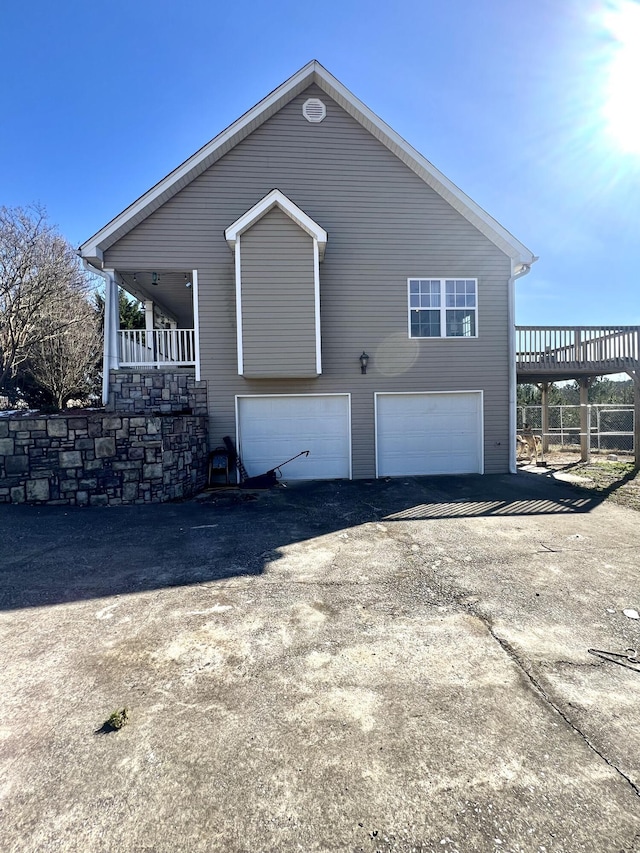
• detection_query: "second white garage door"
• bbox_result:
[375,392,483,477]
[236,395,351,480]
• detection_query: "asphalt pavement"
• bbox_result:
[1,472,639,852]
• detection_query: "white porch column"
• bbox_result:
[102,270,119,406]
[144,300,154,334]
[144,301,156,364]
[192,269,201,381]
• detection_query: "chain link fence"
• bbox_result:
[517,404,634,453]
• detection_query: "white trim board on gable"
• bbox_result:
[79,61,536,272]
[231,196,323,378]
[225,189,328,260]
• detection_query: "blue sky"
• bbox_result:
[1,0,639,326]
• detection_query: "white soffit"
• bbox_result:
[80,60,535,269]
[225,189,328,259]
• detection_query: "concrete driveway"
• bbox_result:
[1,472,640,852]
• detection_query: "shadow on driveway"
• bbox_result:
[0,471,602,612]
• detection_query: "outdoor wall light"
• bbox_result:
[359,351,370,374]
[184,274,192,288]
[152,272,159,286]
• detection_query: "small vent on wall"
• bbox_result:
[302,98,326,123]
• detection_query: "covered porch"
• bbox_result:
[101,268,199,404]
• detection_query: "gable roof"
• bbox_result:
[80,60,536,272]
[225,189,328,260]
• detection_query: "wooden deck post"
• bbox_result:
[579,378,591,463]
[636,381,640,469]
[540,382,550,453]
[628,370,640,469]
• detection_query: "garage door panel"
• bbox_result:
[238,396,351,480]
[376,393,482,477]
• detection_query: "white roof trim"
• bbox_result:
[80,60,535,269]
[225,189,327,260]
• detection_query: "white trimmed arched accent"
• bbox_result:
[226,190,326,377]
[225,189,327,260]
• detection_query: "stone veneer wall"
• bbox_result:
[108,370,208,415]
[0,370,210,506]
[0,410,208,506]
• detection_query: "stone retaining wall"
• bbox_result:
[108,370,207,415]
[0,410,208,506]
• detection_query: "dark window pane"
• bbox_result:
[446,310,476,337]
[411,309,440,337]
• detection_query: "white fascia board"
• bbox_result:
[79,61,319,261]
[81,246,103,267]
[311,63,536,267]
[225,189,328,260]
[80,58,535,269]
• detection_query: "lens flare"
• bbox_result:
[602,0,640,154]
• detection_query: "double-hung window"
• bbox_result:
[408,278,477,338]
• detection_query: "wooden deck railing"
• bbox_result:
[516,326,640,372]
[118,329,196,368]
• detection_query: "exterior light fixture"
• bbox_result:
[152,272,159,286]
[359,351,370,374]
[184,274,192,288]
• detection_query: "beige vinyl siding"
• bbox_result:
[240,207,317,378]
[104,83,512,476]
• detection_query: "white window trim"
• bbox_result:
[230,193,324,377]
[313,238,322,375]
[235,237,244,375]
[407,277,479,340]
[374,390,484,478]
[235,393,352,480]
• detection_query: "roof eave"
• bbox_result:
[79,59,535,266]
[79,60,322,259]
[310,63,536,266]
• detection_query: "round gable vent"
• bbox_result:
[302,98,326,123]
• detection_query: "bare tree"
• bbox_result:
[0,205,89,390]
[27,283,102,409]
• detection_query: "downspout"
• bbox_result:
[81,259,117,407]
[508,259,534,473]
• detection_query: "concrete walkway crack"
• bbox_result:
[483,618,640,799]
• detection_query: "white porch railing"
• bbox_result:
[118,329,196,367]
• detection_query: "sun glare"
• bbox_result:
[601,0,640,155]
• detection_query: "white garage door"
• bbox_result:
[237,395,351,480]
[376,392,483,477]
